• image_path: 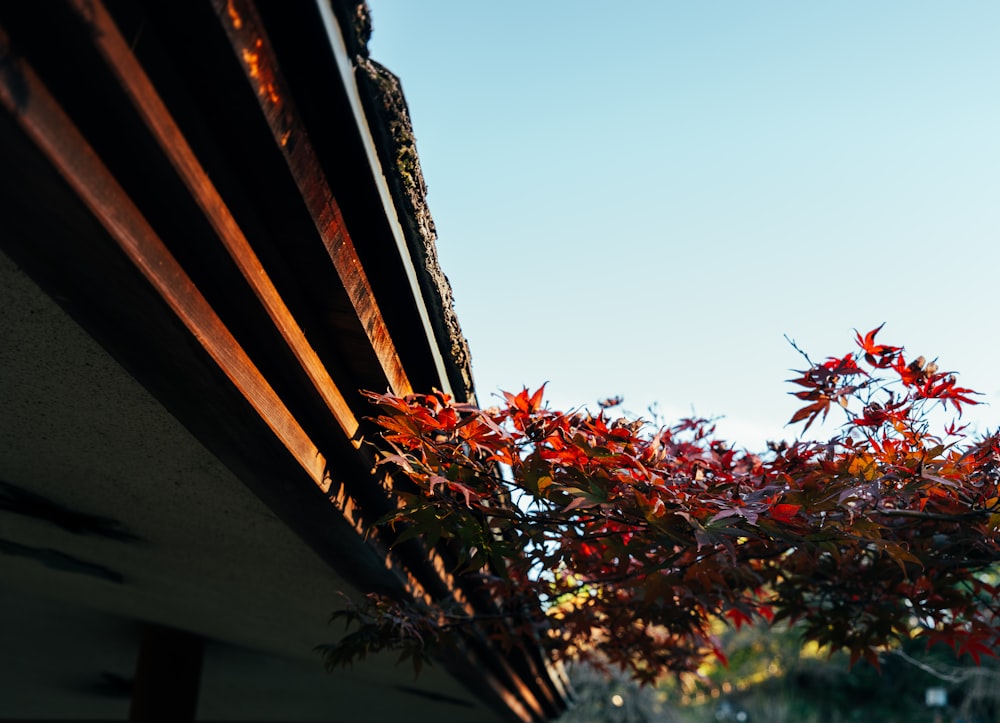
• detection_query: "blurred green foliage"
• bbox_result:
[558,622,1000,723]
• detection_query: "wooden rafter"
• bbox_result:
[0,4,566,717]
[214,0,413,397]
[66,0,365,444]
[0,24,328,492]
[0,13,436,606]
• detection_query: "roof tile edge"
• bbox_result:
[337,0,477,404]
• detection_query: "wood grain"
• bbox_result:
[0,23,328,491]
[68,0,363,445]
[213,0,413,397]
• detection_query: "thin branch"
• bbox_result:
[784,334,815,368]
[888,648,965,684]
[875,507,989,521]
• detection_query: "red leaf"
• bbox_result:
[855,324,900,367]
[528,384,547,412]
[770,503,801,524]
[788,399,830,431]
[958,634,997,665]
[725,607,754,630]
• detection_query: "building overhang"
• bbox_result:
[0,1,565,720]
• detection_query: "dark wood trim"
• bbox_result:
[212,0,413,397]
[0,2,463,627]
[0,26,331,492]
[0,4,567,718]
[0,24,433,596]
[0,104,409,600]
[128,625,204,723]
[68,0,364,446]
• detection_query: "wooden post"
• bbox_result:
[128,624,204,723]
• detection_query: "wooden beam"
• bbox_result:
[212,0,413,397]
[0,82,416,602]
[128,624,203,723]
[0,21,437,607]
[67,0,364,444]
[308,0,460,398]
[0,9,561,719]
[0,22,328,492]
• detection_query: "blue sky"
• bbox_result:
[369,1,1000,449]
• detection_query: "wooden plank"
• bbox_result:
[0,27,437,609]
[128,625,203,723]
[0,104,410,596]
[309,0,460,398]
[212,0,414,396]
[68,0,364,444]
[0,23,328,492]
[0,11,559,719]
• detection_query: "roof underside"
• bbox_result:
[0,0,563,720]
[0,248,492,721]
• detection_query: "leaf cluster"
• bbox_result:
[316,593,451,676]
[333,327,1000,683]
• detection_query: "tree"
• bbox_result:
[321,327,1000,685]
[551,662,682,722]
[678,620,955,722]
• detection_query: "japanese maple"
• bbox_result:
[321,327,1000,683]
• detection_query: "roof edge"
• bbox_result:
[337,1,476,404]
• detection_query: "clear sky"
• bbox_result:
[368,1,1000,450]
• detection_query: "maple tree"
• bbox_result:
[321,327,1000,684]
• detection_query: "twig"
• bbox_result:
[888,648,964,683]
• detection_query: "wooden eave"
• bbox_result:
[0,0,563,720]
